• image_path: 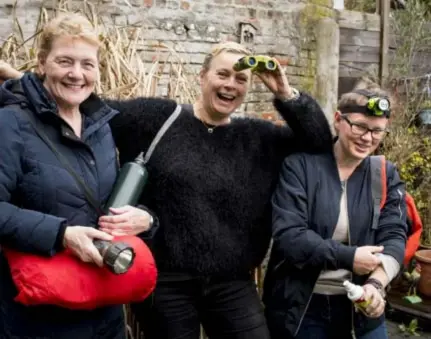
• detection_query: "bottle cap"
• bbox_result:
[343,280,364,301]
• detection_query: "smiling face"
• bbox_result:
[38,35,99,110]
[199,51,251,119]
[334,111,388,161]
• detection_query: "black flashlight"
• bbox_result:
[93,239,135,274]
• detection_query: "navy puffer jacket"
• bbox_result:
[0,72,124,338]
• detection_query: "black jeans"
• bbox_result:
[131,272,270,339]
[267,294,388,339]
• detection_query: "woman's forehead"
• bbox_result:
[346,113,388,127]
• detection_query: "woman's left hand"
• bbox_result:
[362,284,386,318]
[98,205,152,236]
[255,58,293,100]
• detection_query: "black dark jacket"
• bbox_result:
[107,93,334,278]
[0,73,124,338]
[263,151,407,337]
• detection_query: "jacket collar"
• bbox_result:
[2,72,118,134]
[330,137,370,178]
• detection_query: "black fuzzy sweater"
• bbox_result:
[107,94,332,278]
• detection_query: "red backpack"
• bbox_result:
[370,155,423,265]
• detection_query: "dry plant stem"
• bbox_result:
[1,0,199,104]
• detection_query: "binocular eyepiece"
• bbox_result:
[233,55,277,72]
[94,239,136,275]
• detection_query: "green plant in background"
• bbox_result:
[376,0,431,246]
[399,318,421,336]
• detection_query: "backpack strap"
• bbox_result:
[370,155,387,230]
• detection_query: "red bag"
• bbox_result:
[371,156,423,265]
[404,192,423,265]
[3,235,157,310]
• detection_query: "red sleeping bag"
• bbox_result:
[3,235,157,310]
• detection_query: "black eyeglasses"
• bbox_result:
[341,115,388,140]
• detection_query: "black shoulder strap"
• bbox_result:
[16,106,104,216]
[370,155,384,230]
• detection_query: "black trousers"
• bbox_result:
[131,272,270,339]
[0,302,125,339]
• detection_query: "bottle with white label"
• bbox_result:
[343,280,370,311]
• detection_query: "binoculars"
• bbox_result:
[233,55,277,72]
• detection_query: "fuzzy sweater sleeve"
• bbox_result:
[105,97,178,164]
[269,93,334,157]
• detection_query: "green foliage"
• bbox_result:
[344,0,376,13]
[399,318,421,336]
[380,0,431,245]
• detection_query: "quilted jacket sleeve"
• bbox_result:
[0,110,66,256]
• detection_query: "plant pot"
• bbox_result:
[419,242,431,250]
[415,250,431,296]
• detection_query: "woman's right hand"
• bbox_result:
[62,226,113,267]
[0,61,23,84]
[353,246,384,275]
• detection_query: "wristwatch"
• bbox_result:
[286,87,300,100]
[365,278,386,298]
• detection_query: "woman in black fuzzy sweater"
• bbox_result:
[0,42,333,339]
[103,42,333,339]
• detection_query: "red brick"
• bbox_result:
[180,1,190,10]
[262,112,277,121]
[143,0,153,7]
[275,57,289,66]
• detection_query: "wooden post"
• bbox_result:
[379,0,390,85]
[375,0,381,14]
[315,17,340,133]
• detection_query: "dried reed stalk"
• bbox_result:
[0,0,199,104]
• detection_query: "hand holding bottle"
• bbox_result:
[98,205,153,236]
[362,283,386,318]
[344,280,385,318]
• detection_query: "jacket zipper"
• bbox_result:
[397,189,403,219]
[295,181,346,337]
[345,182,356,339]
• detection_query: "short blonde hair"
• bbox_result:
[38,12,100,60]
[202,42,251,73]
[338,78,391,109]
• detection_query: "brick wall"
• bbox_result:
[0,0,334,117]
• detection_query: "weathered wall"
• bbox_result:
[337,10,431,96]
[0,0,336,117]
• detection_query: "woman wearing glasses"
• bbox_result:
[263,86,407,339]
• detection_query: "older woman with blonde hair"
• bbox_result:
[1,39,334,338]
[0,13,153,338]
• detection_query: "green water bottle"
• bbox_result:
[94,152,149,274]
[103,152,149,214]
